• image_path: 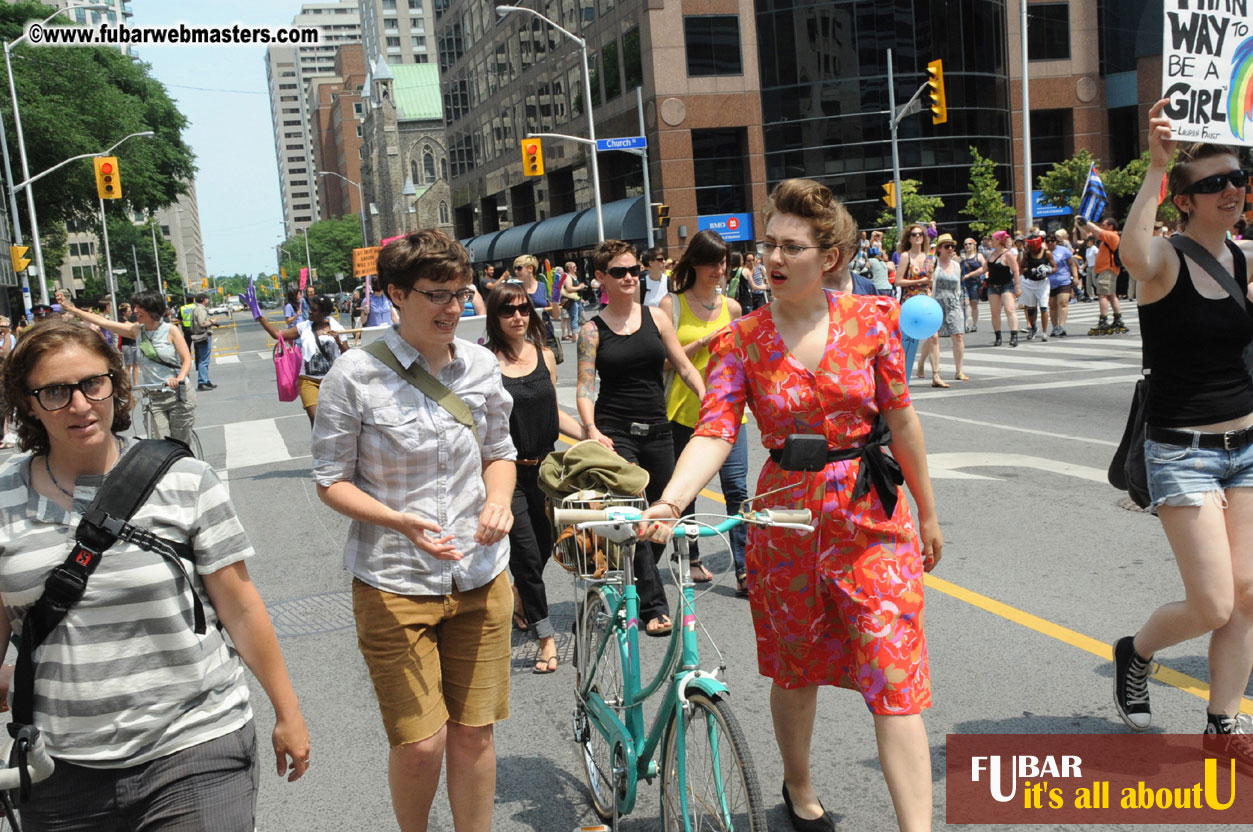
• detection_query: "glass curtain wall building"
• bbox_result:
[755,0,1013,233]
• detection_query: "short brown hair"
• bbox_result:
[763,178,857,262]
[377,229,472,299]
[1168,143,1244,229]
[3,320,133,455]
[592,239,637,274]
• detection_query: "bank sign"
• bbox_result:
[697,213,754,242]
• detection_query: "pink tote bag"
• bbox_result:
[273,335,303,402]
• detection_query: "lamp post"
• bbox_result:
[317,170,369,245]
[496,5,603,241]
[3,3,112,304]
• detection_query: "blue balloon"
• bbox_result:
[900,295,943,340]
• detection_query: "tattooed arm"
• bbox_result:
[575,321,613,449]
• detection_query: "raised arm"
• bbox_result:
[1120,98,1177,285]
[56,291,141,340]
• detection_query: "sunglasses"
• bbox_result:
[497,302,532,318]
[909,231,925,237]
[938,243,955,249]
[606,264,642,279]
[1181,169,1249,195]
[514,265,530,271]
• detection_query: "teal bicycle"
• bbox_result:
[553,499,812,831]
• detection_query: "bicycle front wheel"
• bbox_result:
[659,691,766,832]
[574,588,625,821]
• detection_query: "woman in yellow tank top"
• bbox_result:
[659,230,750,594]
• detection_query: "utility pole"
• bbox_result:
[1020,0,1033,229]
[151,222,163,297]
[132,243,142,291]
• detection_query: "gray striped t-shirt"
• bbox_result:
[0,444,253,767]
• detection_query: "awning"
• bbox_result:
[461,196,649,264]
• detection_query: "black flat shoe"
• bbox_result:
[782,783,835,832]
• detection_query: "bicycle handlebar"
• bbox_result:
[551,506,813,538]
[0,727,55,791]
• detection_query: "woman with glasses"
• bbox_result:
[576,239,706,637]
[921,233,968,384]
[485,284,584,674]
[659,230,749,591]
[243,288,348,425]
[513,253,560,348]
[1110,102,1253,742]
[897,222,935,380]
[55,290,196,447]
[0,320,309,830]
[985,230,1023,346]
[640,178,942,832]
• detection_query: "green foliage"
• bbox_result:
[278,216,365,293]
[872,180,944,249]
[1102,150,1180,223]
[961,146,1017,237]
[1036,149,1098,215]
[0,3,196,229]
[84,215,179,301]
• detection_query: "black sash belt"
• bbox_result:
[769,436,905,518]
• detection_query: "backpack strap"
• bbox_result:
[10,439,197,733]
[362,340,480,445]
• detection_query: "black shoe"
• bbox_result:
[1204,713,1253,776]
[993,331,1002,347]
[1009,332,1018,347]
[1112,636,1153,731]
[782,784,835,832]
[197,383,216,391]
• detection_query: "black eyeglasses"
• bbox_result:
[28,372,115,412]
[1181,169,1249,195]
[756,241,828,258]
[412,288,476,306]
[606,264,642,279]
[1045,237,1057,243]
[909,231,925,238]
[497,302,532,318]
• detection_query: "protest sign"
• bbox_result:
[1161,0,1253,146]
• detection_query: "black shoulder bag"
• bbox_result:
[1107,238,1253,508]
[8,439,203,790]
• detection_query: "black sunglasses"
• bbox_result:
[1181,169,1249,195]
[497,302,532,318]
[606,264,642,279]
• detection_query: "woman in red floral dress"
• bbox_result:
[643,179,943,832]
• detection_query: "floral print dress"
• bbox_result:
[694,290,930,714]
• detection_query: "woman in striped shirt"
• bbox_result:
[0,321,309,830]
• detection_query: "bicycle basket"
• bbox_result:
[551,490,646,580]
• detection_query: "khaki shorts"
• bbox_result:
[1095,270,1117,296]
[353,571,511,746]
[299,376,321,409]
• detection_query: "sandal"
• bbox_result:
[690,559,714,583]
[645,615,673,637]
[533,655,558,674]
[736,572,749,598]
[931,374,951,389]
[512,612,529,632]
[954,373,971,381]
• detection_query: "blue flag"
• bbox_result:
[1078,164,1107,223]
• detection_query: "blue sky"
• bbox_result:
[130,0,303,277]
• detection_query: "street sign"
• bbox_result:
[697,212,754,243]
[596,136,647,152]
[353,246,381,278]
[1032,190,1072,219]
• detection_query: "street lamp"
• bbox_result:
[3,3,112,304]
[496,4,603,241]
[316,170,369,246]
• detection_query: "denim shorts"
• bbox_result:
[1144,436,1253,508]
[962,278,982,301]
[987,282,1015,295]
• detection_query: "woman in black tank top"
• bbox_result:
[984,231,1022,346]
[1109,102,1253,740]
[576,240,707,636]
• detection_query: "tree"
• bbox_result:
[0,3,196,230]
[85,215,180,301]
[1036,149,1098,216]
[872,180,944,250]
[1102,150,1180,224]
[278,215,365,294]
[961,146,1016,237]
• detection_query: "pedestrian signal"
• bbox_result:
[94,156,121,199]
[926,59,947,125]
[653,203,670,228]
[882,183,897,209]
[522,139,544,176]
[9,245,30,272]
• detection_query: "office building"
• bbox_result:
[309,43,368,222]
[360,0,436,66]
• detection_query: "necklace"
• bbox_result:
[691,290,719,311]
[43,437,124,502]
[604,309,635,335]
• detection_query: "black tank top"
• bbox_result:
[1022,254,1049,280]
[593,307,667,425]
[1139,241,1253,427]
[987,256,1013,286]
[502,349,559,460]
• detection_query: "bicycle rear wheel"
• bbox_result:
[574,587,625,821]
[659,691,766,832]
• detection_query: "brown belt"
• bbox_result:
[517,458,540,466]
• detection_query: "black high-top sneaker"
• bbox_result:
[1204,712,1253,777]
[1112,636,1153,731]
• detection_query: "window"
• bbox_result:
[424,147,436,183]
[383,0,396,9]
[691,127,749,215]
[412,35,426,49]
[411,159,419,183]
[684,16,742,76]
[387,37,402,49]
[602,39,621,101]
[439,201,450,224]
[623,27,642,90]
[441,158,448,180]
[409,0,423,9]
[1029,4,1070,61]
[354,102,364,116]
[384,18,399,32]
[356,125,363,137]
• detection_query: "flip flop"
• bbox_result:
[645,616,673,637]
[533,655,558,674]
[690,559,714,583]
[954,373,971,381]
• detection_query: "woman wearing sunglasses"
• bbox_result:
[576,240,706,637]
[1110,100,1253,742]
[485,284,584,674]
[0,320,309,829]
[640,179,941,832]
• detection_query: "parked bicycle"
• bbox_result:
[553,498,812,831]
[0,725,55,831]
[133,383,203,459]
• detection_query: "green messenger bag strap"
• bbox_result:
[363,340,480,445]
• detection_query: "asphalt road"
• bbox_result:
[9,301,1252,831]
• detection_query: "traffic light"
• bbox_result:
[94,156,121,199]
[882,183,897,209]
[926,59,947,125]
[653,203,671,228]
[9,245,30,272]
[201,278,208,290]
[280,267,287,280]
[521,139,544,176]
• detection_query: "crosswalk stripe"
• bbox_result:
[951,351,1137,371]
[942,361,1045,378]
[224,418,292,470]
[216,355,240,364]
[995,343,1140,358]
